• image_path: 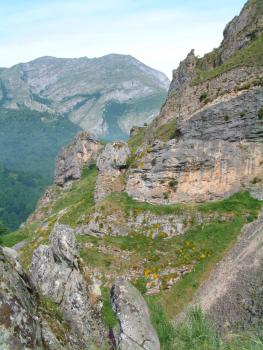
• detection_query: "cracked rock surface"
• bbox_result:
[30,224,106,348]
[111,278,160,350]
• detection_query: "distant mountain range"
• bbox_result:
[0,54,169,140]
[0,54,169,229]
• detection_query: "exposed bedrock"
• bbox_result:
[111,278,160,350]
[55,131,102,186]
[30,224,106,348]
[126,139,263,204]
[95,141,131,200]
[0,247,43,350]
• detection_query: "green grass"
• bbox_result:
[101,287,118,329]
[146,298,176,350]
[105,192,185,216]
[39,296,64,323]
[54,164,98,227]
[171,308,263,350]
[128,127,146,154]
[193,34,263,84]
[152,117,178,142]
[0,230,29,247]
[106,191,260,219]
[151,216,251,319]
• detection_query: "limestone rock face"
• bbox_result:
[95,141,131,200]
[192,210,263,333]
[126,138,263,204]
[55,131,102,186]
[30,224,105,348]
[0,247,43,350]
[111,278,160,350]
[168,49,197,94]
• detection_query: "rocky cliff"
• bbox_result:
[1,1,263,349]
[126,0,263,204]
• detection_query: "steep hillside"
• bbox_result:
[0,166,47,230]
[0,1,263,349]
[0,54,169,140]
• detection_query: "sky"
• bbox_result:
[0,0,246,78]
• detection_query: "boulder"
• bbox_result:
[55,131,102,186]
[111,278,160,350]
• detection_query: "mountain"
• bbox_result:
[0,55,168,229]
[0,1,263,349]
[0,54,169,140]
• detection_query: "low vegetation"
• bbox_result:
[150,307,263,350]
[194,34,263,84]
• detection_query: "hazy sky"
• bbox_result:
[1,0,246,78]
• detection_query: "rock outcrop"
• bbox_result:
[126,138,263,204]
[0,247,43,350]
[111,278,160,350]
[127,0,263,205]
[192,210,263,333]
[55,131,102,186]
[95,141,130,200]
[219,0,263,63]
[30,224,106,348]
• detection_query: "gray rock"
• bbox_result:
[55,131,102,186]
[111,278,160,350]
[96,141,131,173]
[50,223,79,268]
[126,138,263,204]
[0,246,43,349]
[219,0,263,63]
[30,224,106,348]
[179,87,263,142]
[95,142,131,200]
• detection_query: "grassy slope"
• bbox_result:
[3,164,262,349]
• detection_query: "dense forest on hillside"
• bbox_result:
[0,166,48,230]
[0,108,80,229]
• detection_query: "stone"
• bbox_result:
[126,138,263,204]
[0,246,43,349]
[50,223,79,268]
[55,131,102,186]
[95,141,131,200]
[29,224,106,348]
[111,278,160,350]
